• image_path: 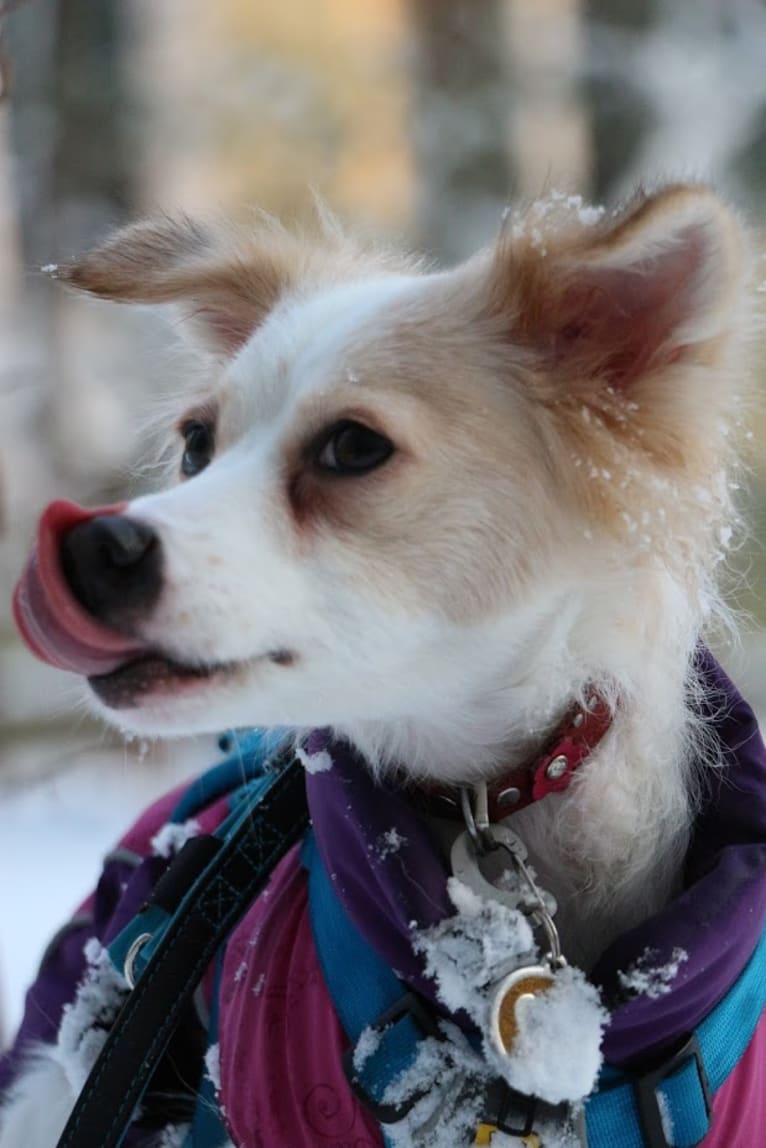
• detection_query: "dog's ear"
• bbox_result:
[489,185,746,391]
[58,216,305,356]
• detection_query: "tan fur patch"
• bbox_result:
[61,213,416,355]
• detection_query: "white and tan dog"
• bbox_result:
[52,186,750,956]
[2,184,759,1147]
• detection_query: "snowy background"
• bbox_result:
[2,0,766,1040]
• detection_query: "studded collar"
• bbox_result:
[413,691,614,823]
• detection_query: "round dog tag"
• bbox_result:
[489,965,556,1056]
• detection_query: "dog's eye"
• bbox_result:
[180,420,214,477]
[316,420,394,476]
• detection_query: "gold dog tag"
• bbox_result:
[490,965,556,1055]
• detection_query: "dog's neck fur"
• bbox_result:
[337,564,708,969]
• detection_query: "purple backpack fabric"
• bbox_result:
[2,650,766,1147]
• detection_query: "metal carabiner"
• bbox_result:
[451,821,564,971]
[493,837,565,970]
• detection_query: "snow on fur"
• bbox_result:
[504,189,606,247]
[54,938,129,1093]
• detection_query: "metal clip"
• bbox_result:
[451,823,564,971]
[123,931,152,990]
[460,782,495,855]
[493,834,564,971]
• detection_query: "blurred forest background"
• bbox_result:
[1,0,766,1032]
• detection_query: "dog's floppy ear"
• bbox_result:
[489,185,746,390]
[58,216,304,356]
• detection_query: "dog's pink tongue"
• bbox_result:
[13,499,145,676]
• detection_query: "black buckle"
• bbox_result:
[632,1033,712,1148]
[483,1078,538,1139]
[342,992,442,1124]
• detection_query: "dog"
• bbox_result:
[2,184,765,1148]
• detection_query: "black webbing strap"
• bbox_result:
[55,757,308,1148]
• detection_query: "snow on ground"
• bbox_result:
[0,735,215,1043]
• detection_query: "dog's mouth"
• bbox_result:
[13,500,239,708]
[87,652,232,710]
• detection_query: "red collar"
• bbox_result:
[415,692,613,821]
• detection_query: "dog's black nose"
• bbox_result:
[61,515,162,624]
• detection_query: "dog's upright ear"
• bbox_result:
[488,184,747,394]
[58,215,311,357]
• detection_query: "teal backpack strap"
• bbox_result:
[306,827,766,1148]
[110,730,293,979]
[585,924,766,1147]
[302,832,442,1131]
[171,727,291,824]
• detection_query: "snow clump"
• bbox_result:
[370,878,608,1146]
[151,818,200,858]
[54,938,129,1093]
[296,745,333,774]
[204,1042,222,1095]
[413,879,607,1105]
[618,947,689,1000]
[377,827,408,860]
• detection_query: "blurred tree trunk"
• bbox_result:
[53,0,133,249]
[584,0,657,201]
[407,0,514,262]
[585,1,766,209]
[7,0,133,265]
[715,4,766,208]
[507,0,590,202]
[4,0,135,493]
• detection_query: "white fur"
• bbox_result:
[0,1047,76,1148]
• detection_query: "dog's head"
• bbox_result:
[14,187,751,777]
